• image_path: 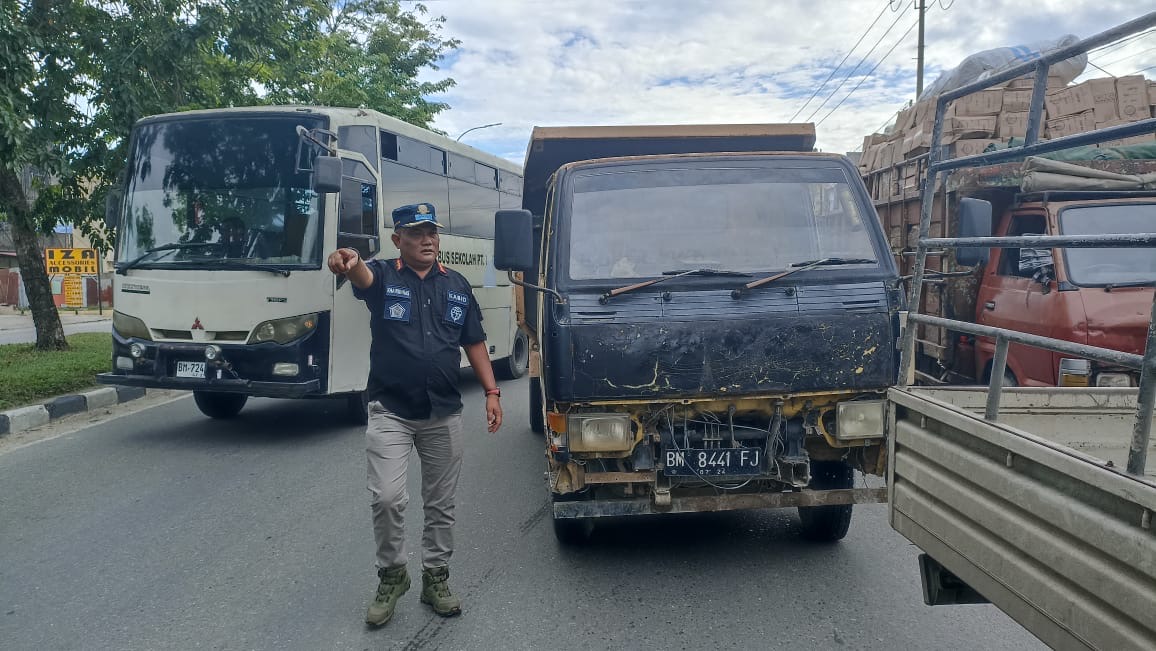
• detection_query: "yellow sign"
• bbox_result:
[45,248,98,275]
[63,275,84,307]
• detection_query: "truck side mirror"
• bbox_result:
[313,156,342,194]
[104,189,123,230]
[956,197,992,266]
[494,209,534,272]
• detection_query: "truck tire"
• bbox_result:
[193,391,247,419]
[346,391,369,426]
[798,460,854,543]
[496,330,529,380]
[529,377,544,434]
[552,516,594,545]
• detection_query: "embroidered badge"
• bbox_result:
[386,301,411,322]
[445,289,468,326]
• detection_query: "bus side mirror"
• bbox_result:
[313,156,342,194]
[337,232,379,261]
[104,189,123,230]
[956,197,992,267]
[494,209,534,272]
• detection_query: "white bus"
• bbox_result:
[98,106,528,421]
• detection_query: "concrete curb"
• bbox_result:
[0,386,150,438]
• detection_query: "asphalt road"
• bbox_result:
[0,377,1045,650]
[0,319,111,345]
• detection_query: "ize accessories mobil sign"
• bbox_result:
[44,248,99,275]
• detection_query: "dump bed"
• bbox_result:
[522,123,817,217]
[888,386,1156,649]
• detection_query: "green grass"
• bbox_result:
[0,333,112,411]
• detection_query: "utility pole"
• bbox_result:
[915,0,927,97]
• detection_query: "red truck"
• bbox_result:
[865,156,1156,387]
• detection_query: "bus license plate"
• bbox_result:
[175,361,206,378]
[662,447,762,476]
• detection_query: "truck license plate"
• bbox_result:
[175,361,206,378]
[662,447,762,476]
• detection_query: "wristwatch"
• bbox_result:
[485,388,501,398]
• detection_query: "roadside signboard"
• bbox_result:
[63,275,84,307]
[45,248,98,275]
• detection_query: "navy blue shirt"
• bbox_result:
[352,258,486,420]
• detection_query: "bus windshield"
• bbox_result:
[565,165,878,280]
[116,115,326,269]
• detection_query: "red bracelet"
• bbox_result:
[485,388,501,397]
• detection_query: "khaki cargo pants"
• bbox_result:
[366,401,464,570]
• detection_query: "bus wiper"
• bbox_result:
[115,242,215,275]
[180,259,292,277]
[731,257,873,299]
[601,268,743,303]
[789,257,876,267]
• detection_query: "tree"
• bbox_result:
[0,0,459,350]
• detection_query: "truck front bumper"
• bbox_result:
[553,486,887,519]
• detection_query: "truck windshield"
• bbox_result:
[1060,203,1156,286]
[115,115,326,270]
[566,165,878,280]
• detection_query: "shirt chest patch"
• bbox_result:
[445,289,468,326]
[384,285,412,322]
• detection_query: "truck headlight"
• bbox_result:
[835,400,885,441]
[1095,372,1134,388]
[248,313,318,345]
[1058,358,1091,387]
[567,413,633,452]
[113,311,152,341]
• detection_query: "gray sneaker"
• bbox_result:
[420,566,462,617]
[366,565,410,626]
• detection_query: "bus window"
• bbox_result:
[339,160,378,236]
[448,153,475,183]
[475,163,497,189]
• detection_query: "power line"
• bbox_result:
[788,1,894,122]
[817,18,920,127]
[1093,44,1156,70]
[804,6,910,123]
[1087,28,1155,56]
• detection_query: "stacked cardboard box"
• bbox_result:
[1045,75,1154,147]
[860,74,1156,201]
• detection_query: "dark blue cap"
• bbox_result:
[391,203,444,229]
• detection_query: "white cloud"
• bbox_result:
[418,1,1155,160]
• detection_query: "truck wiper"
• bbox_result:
[731,257,874,299]
[789,257,876,267]
[1104,280,1155,291]
[601,268,743,303]
[115,242,215,275]
[662,269,751,277]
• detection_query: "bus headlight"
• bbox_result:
[248,313,318,345]
[113,311,152,341]
[567,413,633,452]
[835,400,885,440]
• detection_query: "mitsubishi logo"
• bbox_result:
[191,317,204,330]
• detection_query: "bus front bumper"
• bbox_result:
[96,373,321,398]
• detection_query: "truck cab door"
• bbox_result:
[976,211,1058,385]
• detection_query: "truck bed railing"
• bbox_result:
[899,11,1156,477]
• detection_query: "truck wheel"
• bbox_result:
[798,460,854,543]
[193,391,247,419]
[552,516,593,545]
[346,391,369,426]
[496,330,529,380]
[529,377,544,434]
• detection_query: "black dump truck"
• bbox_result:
[493,124,903,543]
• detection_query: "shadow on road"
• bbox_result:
[124,395,360,449]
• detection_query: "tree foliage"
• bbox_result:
[0,0,459,348]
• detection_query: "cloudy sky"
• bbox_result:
[414,1,1156,162]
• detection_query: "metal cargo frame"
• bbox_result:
[890,12,1156,650]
